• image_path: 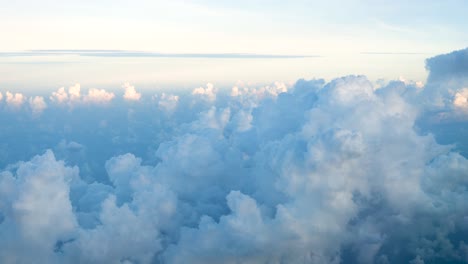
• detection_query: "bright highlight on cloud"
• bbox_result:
[50,84,115,106]
[5,91,25,108]
[83,88,115,104]
[192,83,217,101]
[454,88,468,109]
[123,83,142,101]
[0,48,468,264]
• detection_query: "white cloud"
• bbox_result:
[50,84,81,105]
[68,83,81,102]
[453,88,468,109]
[0,92,3,102]
[192,83,217,101]
[157,93,179,112]
[122,83,141,101]
[50,87,69,103]
[29,96,47,115]
[5,91,25,108]
[83,88,115,104]
[0,150,78,263]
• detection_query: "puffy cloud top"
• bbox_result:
[50,84,81,105]
[192,83,217,101]
[83,88,115,104]
[50,84,115,106]
[426,48,468,83]
[5,91,25,108]
[123,83,141,101]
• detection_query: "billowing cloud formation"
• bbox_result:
[50,84,81,105]
[426,48,468,83]
[50,84,115,106]
[123,83,142,101]
[0,151,78,263]
[421,48,468,112]
[5,91,25,108]
[1,48,468,263]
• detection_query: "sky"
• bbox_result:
[1,0,467,54]
[0,0,467,88]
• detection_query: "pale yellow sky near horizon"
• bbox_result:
[0,52,431,92]
[1,0,466,90]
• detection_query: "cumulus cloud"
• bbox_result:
[0,92,3,101]
[230,81,289,100]
[0,150,78,263]
[426,48,468,83]
[192,83,217,101]
[50,84,82,107]
[83,88,115,104]
[29,96,47,115]
[123,83,141,101]
[5,91,25,108]
[421,48,468,111]
[1,48,468,264]
[157,93,179,112]
[50,87,69,103]
[50,84,116,106]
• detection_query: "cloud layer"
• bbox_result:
[0,48,468,263]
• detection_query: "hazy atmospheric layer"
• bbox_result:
[0,48,468,263]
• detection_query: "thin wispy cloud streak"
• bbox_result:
[0,50,319,59]
[361,52,431,55]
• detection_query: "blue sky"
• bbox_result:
[1,0,466,54]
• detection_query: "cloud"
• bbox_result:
[0,48,468,263]
[50,84,81,105]
[2,50,318,59]
[122,83,141,101]
[157,93,179,112]
[83,88,115,104]
[29,96,47,115]
[51,84,115,106]
[453,88,468,109]
[230,81,289,99]
[5,91,25,108]
[68,84,81,102]
[192,83,217,101]
[0,150,78,263]
[50,87,68,103]
[0,92,3,102]
[426,48,468,83]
